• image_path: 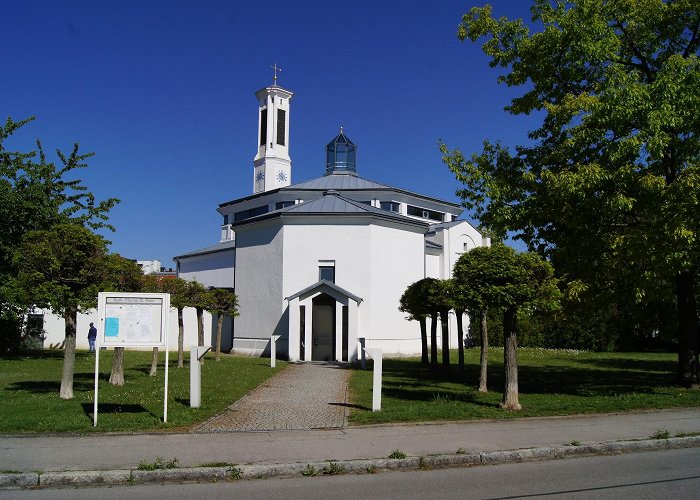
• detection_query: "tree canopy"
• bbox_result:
[442,0,700,385]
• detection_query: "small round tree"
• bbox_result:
[454,244,560,409]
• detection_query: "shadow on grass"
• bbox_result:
[328,402,370,411]
[82,402,157,419]
[572,357,675,373]
[370,356,678,402]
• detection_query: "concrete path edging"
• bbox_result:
[3,435,699,490]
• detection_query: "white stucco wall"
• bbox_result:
[366,223,425,354]
[177,249,235,288]
[231,221,284,355]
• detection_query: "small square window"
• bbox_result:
[319,266,335,283]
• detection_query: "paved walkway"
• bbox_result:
[1,408,699,474]
[194,362,350,432]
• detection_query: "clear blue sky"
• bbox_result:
[2,1,537,267]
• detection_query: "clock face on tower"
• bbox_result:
[276,170,288,183]
[255,171,265,183]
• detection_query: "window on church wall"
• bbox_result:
[380,201,400,213]
[276,201,295,210]
[276,109,286,145]
[223,214,229,225]
[319,262,335,283]
[259,109,267,146]
[234,204,269,222]
[407,205,444,222]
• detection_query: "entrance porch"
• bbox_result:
[286,280,362,362]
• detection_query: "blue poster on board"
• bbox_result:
[105,317,119,337]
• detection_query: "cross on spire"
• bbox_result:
[271,63,282,84]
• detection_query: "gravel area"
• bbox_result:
[194,362,351,432]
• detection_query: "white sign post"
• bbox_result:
[364,347,383,412]
[190,346,211,408]
[94,292,170,426]
[270,335,281,368]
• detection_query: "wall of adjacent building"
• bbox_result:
[177,249,235,289]
[39,306,220,352]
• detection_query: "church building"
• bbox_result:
[174,78,487,362]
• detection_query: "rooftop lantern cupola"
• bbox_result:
[325,128,357,176]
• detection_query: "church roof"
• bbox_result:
[219,173,461,209]
[291,174,389,191]
[232,191,429,228]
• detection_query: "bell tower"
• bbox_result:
[253,65,293,193]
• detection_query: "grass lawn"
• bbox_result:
[0,349,286,433]
[348,348,700,425]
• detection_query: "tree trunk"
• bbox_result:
[59,308,77,399]
[500,307,521,410]
[419,317,429,366]
[196,307,204,365]
[215,314,224,361]
[109,347,125,386]
[177,307,184,368]
[430,312,438,369]
[149,347,158,376]
[456,309,464,371]
[196,307,204,346]
[676,268,700,388]
[478,310,489,393]
[440,310,450,368]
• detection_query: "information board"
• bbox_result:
[97,293,169,347]
[94,292,171,426]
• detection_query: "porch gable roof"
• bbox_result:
[285,279,363,305]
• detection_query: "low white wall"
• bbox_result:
[38,307,228,352]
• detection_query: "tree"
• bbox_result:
[12,225,111,399]
[453,245,560,409]
[1,117,118,350]
[206,288,239,361]
[453,261,491,392]
[103,255,145,386]
[399,281,431,365]
[444,279,467,373]
[434,280,453,368]
[412,278,442,368]
[442,1,700,386]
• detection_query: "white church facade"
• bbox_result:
[174,79,488,362]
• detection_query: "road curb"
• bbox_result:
[3,435,699,490]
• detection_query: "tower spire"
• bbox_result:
[253,76,293,193]
[271,63,282,85]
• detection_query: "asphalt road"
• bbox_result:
[4,447,699,500]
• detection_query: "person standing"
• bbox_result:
[88,322,97,352]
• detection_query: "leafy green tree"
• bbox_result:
[442,1,700,386]
[412,278,442,368]
[0,116,118,349]
[399,281,431,365]
[206,288,239,361]
[12,225,112,399]
[454,245,560,409]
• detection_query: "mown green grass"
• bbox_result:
[0,349,285,433]
[348,348,700,425]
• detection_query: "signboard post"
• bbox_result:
[190,345,211,408]
[364,348,383,412]
[94,292,170,426]
[270,335,281,368]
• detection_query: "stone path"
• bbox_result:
[194,362,350,432]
